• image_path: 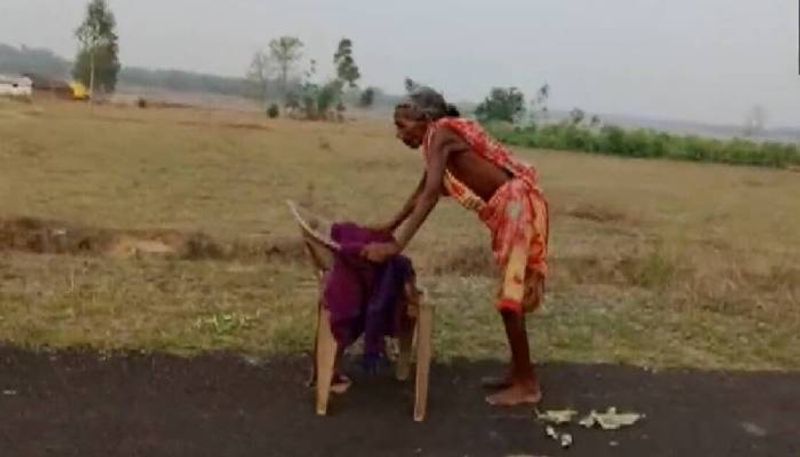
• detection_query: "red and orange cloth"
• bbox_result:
[423,118,549,315]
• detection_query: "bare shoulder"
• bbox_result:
[429,122,469,155]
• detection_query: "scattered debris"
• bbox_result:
[241,355,262,366]
[543,424,573,449]
[741,422,767,437]
[3,389,17,395]
[578,414,595,428]
[537,406,644,430]
[579,407,645,430]
[536,408,578,425]
[536,406,645,450]
[559,433,573,449]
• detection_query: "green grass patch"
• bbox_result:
[1,100,799,371]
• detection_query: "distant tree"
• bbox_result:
[283,48,349,121]
[589,114,602,128]
[475,87,525,123]
[290,79,345,121]
[284,91,301,111]
[333,38,361,88]
[528,83,550,124]
[73,44,119,94]
[284,58,313,113]
[299,84,317,119]
[317,79,344,118]
[74,0,119,98]
[247,50,272,105]
[359,87,376,108]
[269,36,304,97]
[335,101,346,121]
[569,108,586,125]
[743,105,767,136]
[298,58,315,80]
[535,83,550,102]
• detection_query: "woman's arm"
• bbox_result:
[393,149,447,250]
[362,130,468,262]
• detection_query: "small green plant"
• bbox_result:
[266,103,279,118]
[636,251,676,289]
[194,312,255,336]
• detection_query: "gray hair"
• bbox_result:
[396,86,460,120]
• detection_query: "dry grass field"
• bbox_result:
[1,98,798,370]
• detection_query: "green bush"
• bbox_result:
[489,123,800,169]
[266,103,279,118]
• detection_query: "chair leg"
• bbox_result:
[414,303,433,422]
[316,303,337,416]
[396,320,414,381]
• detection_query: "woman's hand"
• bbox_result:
[361,241,401,263]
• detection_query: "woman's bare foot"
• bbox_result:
[310,373,352,394]
[330,373,352,395]
[485,380,542,406]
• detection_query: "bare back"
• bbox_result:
[434,127,511,202]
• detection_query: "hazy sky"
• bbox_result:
[1,0,798,126]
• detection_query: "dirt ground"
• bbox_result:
[1,347,797,457]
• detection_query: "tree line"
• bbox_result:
[70,0,382,117]
[2,0,381,118]
[473,85,797,169]
[0,42,253,97]
[247,35,380,119]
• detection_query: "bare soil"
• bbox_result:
[1,346,797,457]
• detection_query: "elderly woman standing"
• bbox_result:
[362,88,549,406]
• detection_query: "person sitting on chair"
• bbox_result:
[362,87,549,406]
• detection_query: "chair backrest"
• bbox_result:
[287,200,340,277]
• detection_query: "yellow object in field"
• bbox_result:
[69,82,90,100]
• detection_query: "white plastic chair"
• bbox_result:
[287,200,434,422]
